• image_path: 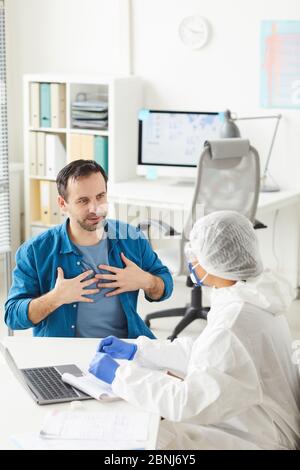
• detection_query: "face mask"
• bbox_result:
[188,262,209,286]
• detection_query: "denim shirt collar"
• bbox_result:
[59,218,119,255]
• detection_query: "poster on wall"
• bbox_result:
[261,20,300,108]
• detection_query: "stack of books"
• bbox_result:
[71,95,108,130]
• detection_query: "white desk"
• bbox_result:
[0,337,160,450]
[109,178,300,213]
[109,178,300,290]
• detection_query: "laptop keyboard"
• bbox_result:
[23,367,79,401]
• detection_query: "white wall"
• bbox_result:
[6,0,300,190]
[131,0,300,190]
[6,0,129,165]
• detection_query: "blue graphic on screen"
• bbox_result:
[139,111,221,167]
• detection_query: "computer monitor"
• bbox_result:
[137,109,221,178]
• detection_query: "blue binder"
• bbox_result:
[40,83,51,127]
[94,136,108,175]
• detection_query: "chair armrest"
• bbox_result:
[138,219,180,237]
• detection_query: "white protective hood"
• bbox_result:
[211,269,295,316]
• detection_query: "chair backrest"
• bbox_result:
[178,138,260,274]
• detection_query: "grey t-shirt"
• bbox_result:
[75,237,128,338]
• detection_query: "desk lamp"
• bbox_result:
[220,110,282,192]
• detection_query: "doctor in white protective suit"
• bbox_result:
[89,211,300,450]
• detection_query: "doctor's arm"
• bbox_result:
[98,335,194,376]
[111,330,262,423]
[135,335,194,375]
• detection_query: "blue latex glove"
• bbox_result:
[97,335,137,360]
[88,352,119,384]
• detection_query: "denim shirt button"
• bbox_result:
[71,325,75,329]
[76,261,81,265]
[73,304,76,308]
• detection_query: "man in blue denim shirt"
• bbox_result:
[5,160,173,338]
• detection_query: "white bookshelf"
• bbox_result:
[23,74,143,239]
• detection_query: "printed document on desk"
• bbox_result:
[11,404,154,450]
[40,409,150,441]
[11,433,125,450]
[11,432,146,450]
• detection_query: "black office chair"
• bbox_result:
[140,138,266,341]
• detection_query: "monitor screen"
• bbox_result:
[138,110,221,168]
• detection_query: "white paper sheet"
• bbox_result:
[11,432,145,450]
[62,372,119,401]
[40,409,149,442]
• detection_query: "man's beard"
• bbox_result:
[77,214,107,232]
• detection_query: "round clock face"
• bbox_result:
[178,15,209,50]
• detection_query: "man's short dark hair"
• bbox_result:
[56,159,108,200]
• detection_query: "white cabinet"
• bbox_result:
[23,75,142,239]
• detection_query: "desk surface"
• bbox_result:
[109,178,300,214]
[0,337,160,450]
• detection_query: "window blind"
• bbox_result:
[0,0,11,254]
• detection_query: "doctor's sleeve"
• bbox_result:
[134,335,194,375]
[112,330,262,423]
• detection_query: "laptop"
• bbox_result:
[0,342,92,405]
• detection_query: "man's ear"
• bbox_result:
[57,195,67,211]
